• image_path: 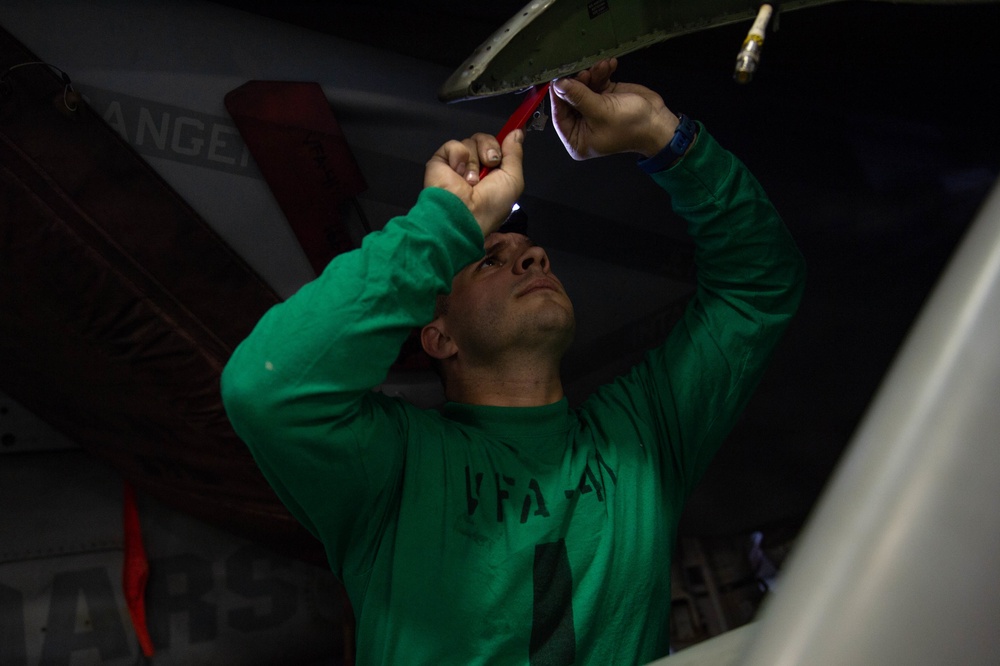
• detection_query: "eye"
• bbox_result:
[479,255,502,269]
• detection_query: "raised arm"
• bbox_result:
[554,60,805,495]
[647,130,806,498]
[220,131,524,569]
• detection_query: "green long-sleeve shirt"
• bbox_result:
[221,128,805,665]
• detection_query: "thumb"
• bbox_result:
[552,76,596,113]
[498,129,525,181]
[472,130,525,235]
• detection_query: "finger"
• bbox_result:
[587,58,617,92]
[436,138,471,176]
[471,132,502,168]
[460,137,481,184]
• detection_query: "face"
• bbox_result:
[439,232,575,364]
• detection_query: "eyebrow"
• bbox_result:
[483,236,534,257]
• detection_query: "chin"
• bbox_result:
[531,312,576,353]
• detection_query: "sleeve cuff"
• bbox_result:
[637,113,698,174]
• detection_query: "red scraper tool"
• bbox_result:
[479,81,551,179]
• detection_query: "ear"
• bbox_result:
[420,319,458,361]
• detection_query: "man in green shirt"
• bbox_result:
[222,60,805,664]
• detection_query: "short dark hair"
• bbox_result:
[434,293,450,319]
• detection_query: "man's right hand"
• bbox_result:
[424,131,525,237]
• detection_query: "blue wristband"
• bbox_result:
[637,114,696,174]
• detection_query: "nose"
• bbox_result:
[513,244,551,274]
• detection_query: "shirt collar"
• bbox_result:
[440,398,574,439]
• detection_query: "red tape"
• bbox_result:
[123,481,155,658]
[479,82,551,179]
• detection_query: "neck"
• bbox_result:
[444,354,565,407]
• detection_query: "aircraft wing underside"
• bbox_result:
[440,0,997,100]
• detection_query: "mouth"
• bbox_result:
[517,277,561,297]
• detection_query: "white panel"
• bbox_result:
[0,390,78,454]
[0,450,345,665]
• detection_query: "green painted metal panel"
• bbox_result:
[440,0,994,100]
